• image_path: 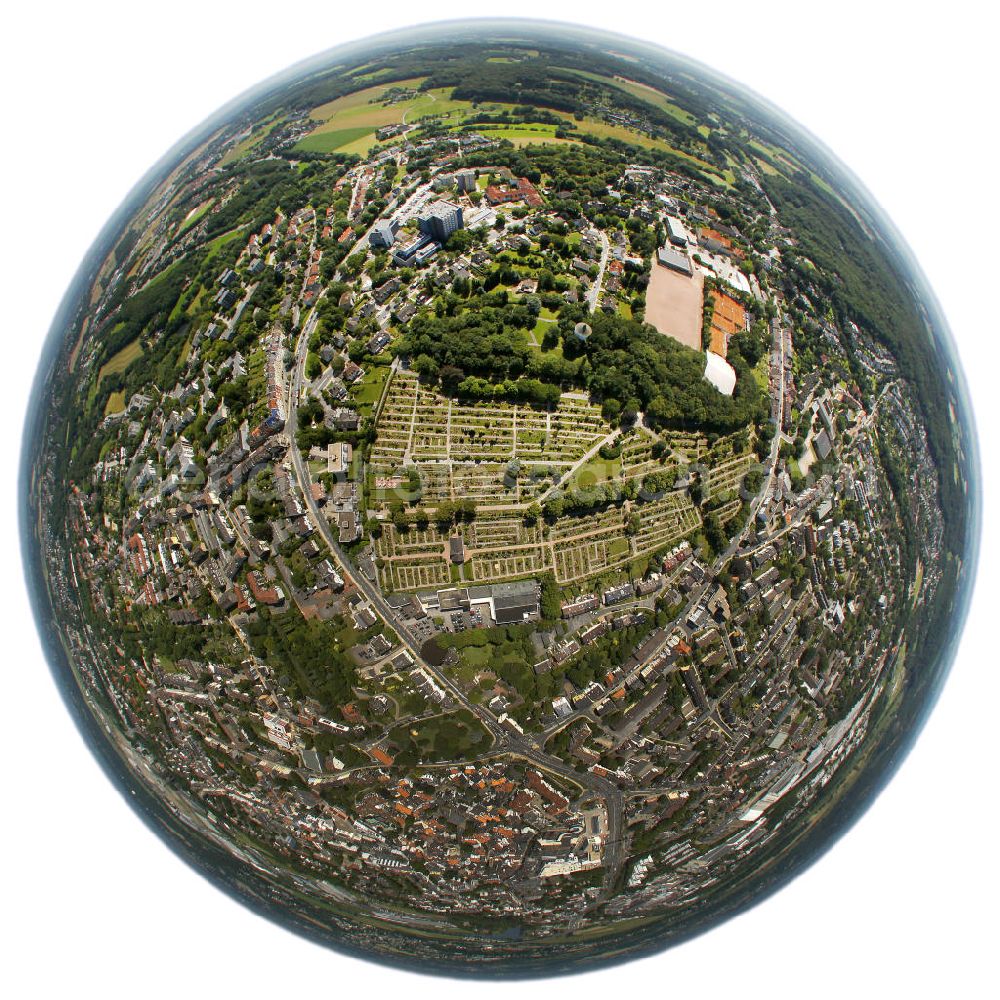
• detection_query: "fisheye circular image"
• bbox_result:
[20,18,979,977]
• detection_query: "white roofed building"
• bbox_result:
[704,351,737,396]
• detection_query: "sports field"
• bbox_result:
[645,263,703,350]
[708,291,747,358]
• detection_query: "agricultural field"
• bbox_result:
[295,71,721,169]
[296,80,495,155]
[96,337,144,383]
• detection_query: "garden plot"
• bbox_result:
[371,373,611,487]
[449,405,516,460]
[553,532,631,583]
[367,374,715,586]
[713,497,743,525]
[662,431,709,464]
[410,397,451,460]
[549,507,630,582]
[376,523,454,591]
[450,464,517,502]
[410,464,452,503]
[468,514,545,551]
[549,504,624,542]
[621,435,667,481]
[632,493,701,553]
[472,547,551,583]
[704,452,753,500]
[376,523,450,560]
[386,558,454,592]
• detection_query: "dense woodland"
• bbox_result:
[401,304,766,435]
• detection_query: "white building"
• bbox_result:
[704,351,737,396]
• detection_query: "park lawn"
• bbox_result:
[103,390,126,417]
[609,537,631,558]
[570,455,622,490]
[97,337,144,383]
[531,317,557,333]
[529,318,562,353]
[388,709,490,762]
[350,363,392,416]
[463,643,494,668]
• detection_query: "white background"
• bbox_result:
[2,2,996,996]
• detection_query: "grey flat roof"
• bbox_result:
[494,580,536,599]
[657,246,693,274]
[495,593,537,612]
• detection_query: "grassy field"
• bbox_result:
[97,337,143,383]
[453,122,566,147]
[297,69,713,167]
[296,126,377,154]
[350,363,392,417]
[752,353,769,392]
[569,455,622,489]
[67,316,90,373]
[573,114,726,177]
[103,390,126,416]
[203,228,246,262]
